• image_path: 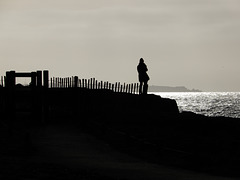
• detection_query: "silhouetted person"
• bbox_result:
[137,58,149,94]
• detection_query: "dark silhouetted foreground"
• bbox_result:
[1,72,240,179]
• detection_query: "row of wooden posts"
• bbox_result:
[50,77,139,94]
[0,75,139,94]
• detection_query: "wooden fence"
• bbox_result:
[0,75,139,94]
[0,73,139,123]
[50,77,139,94]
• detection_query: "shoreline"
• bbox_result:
[150,92,240,119]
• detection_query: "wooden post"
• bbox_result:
[133,83,136,94]
[136,83,139,94]
[104,82,106,89]
[128,84,131,93]
[31,72,39,121]
[72,77,74,88]
[52,78,54,88]
[9,71,16,88]
[130,83,133,94]
[31,72,37,88]
[4,76,6,87]
[82,79,84,88]
[56,78,58,88]
[123,83,125,93]
[87,79,89,89]
[115,82,117,92]
[120,85,122,92]
[59,78,61,88]
[5,72,9,88]
[37,71,42,88]
[6,71,16,121]
[5,73,9,88]
[106,82,109,89]
[95,80,98,89]
[79,79,81,88]
[55,77,57,88]
[119,83,121,92]
[92,78,94,89]
[50,78,52,88]
[43,71,49,123]
[100,81,103,89]
[43,70,49,89]
[112,84,114,91]
[56,77,60,88]
[74,76,78,88]
[84,79,87,88]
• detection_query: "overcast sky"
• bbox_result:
[1,0,240,91]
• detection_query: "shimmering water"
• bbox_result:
[151,92,240,118]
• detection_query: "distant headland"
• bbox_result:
[149,85,202,92]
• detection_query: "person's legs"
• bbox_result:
[143,81,148,94]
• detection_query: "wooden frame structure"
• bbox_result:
[5,70,49,89]
[5,70,49,122]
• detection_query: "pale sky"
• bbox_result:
[1,0,240,91]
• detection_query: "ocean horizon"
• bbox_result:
[150,92,240,118]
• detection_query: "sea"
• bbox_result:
[150,92,240,118]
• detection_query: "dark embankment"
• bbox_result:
[46,88,240,177]
[1,87,240,178]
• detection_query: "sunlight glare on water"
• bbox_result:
[150,92,240,118]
